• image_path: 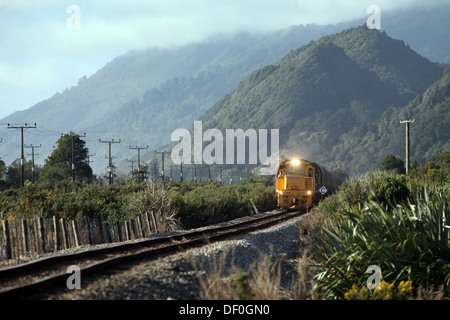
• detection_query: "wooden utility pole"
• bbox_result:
[24,144,41,183]
[155,150,170,182]
[99,139,121,185]
[127,159,138,180]
[7,123,37,187]
[63,132,86,182]
[129,145,149,184]
[400,119,416,174]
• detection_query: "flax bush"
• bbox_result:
[314,186,450,299]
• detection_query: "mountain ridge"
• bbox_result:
[1,4,449,176]
[196,25,445,174]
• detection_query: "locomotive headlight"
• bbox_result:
[279,190,283,195]
[291,159,301,166]
[307,190,312,195]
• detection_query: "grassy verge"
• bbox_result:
[0,178,276,230]
[193,149,450,300]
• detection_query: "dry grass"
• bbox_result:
[248,251,282,300]
[192,248,241,300]
[192,244,317,300]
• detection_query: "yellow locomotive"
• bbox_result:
[276,159,342,210]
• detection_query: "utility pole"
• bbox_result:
[218,166,223,183]
[24,144,41,183]
[400,119,416,174]
[63,132,86,182]
[168,165,174,181]
[99,139,121,185]
[155,151,170,182]
[203,164,211,181]
[127,159,138,180]
[7,123,37,187]
[129,145,149,184]
[180,163,183,182]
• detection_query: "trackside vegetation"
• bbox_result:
[194,149,449,301]
[0,178,277,230]
[305,148,450,300]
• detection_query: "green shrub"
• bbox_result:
[368,175,411,206]
[314,186,450,299]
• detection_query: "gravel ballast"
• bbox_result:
[31,212,306,300]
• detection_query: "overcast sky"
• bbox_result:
[0,0,443,119]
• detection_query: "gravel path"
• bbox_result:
[28,212,306,300]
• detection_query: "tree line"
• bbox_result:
[0,132,93,189]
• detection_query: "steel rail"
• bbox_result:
[0,209,303,299]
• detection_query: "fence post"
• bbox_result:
[145,212,152,234]
[2,220,11,259]
[151,211,158,233]
[21,219,28,255]
[72,220,79,247]
[136,215,141,238]
[53,216,58,252]
[37,217,45,254]
[116,222,122,242]
[60,218,67,250]
[124,221,130,241]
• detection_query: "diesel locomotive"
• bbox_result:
[276,159,342,210]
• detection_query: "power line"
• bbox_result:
[7,123,37,187]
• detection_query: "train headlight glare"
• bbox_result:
[307,190,312,195]
[279,190,283,195]
[291,159,301,166]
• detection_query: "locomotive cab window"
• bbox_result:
[286,165,305,175]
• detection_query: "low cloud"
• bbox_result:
[0,0,445,118]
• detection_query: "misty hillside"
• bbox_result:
[0,4,449,176]
[198,26,445,175]
[0,23,355,173]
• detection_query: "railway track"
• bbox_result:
[0,209,303,299]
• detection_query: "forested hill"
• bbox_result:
[0,23,355,173]
[198,26,446,175]
[0,4,449,176]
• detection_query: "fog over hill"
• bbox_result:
[0,4,449,177]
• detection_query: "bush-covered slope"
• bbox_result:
[198,26,445,174]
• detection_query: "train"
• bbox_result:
[276,159,343,210]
